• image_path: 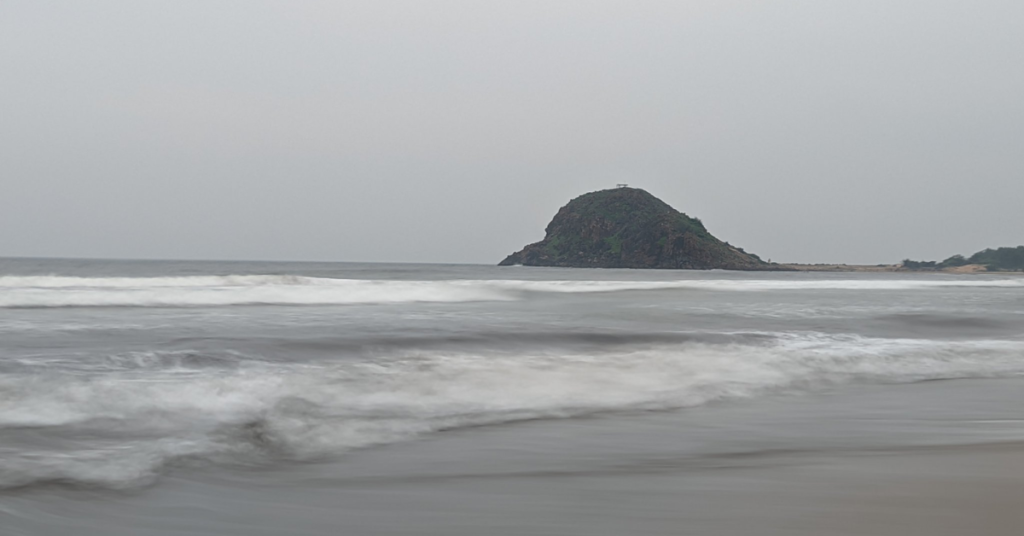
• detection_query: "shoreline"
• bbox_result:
[7,378,1024,535]
[777,263,1024,274]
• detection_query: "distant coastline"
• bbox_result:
[778,263,1023,274]
[500,187,1023,274]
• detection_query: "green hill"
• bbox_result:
[902,246,1024,272]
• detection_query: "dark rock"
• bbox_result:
[499,187,773,270]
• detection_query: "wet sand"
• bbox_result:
[283,439,1024,536]
[655,441,1024,536]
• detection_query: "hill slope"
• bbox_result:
[903,246,1024,272]
[499,188,769,270]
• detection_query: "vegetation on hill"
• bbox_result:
[965,247,1024,271]
[499,187,771,270]
[902,246,1024,272]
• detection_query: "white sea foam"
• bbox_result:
[0,275,514,307]
[0,275,1021,308]
[1,333,1022,488]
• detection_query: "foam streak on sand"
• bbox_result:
[0,275,1022,308]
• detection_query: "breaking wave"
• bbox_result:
[0,275,1021,308]
[1,332,1022,489]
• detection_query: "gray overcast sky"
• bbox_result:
[2,1,1022,264]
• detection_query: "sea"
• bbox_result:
[1,257,1023,535]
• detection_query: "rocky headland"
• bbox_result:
[499,187,774,270]
[500,187,1022,273]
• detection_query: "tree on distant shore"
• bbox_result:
[938,254,968,268]
[967,246,1024,271]
[901,259,937,270]
[903,247,1024,272]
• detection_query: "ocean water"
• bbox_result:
[1,258,1023,535]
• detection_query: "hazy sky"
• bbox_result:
[2,1,1022,264]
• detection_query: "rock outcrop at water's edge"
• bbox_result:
[499,187,777,270]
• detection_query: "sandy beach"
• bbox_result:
[638,441,1024,536]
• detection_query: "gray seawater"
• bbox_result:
[2,258,1023,535]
